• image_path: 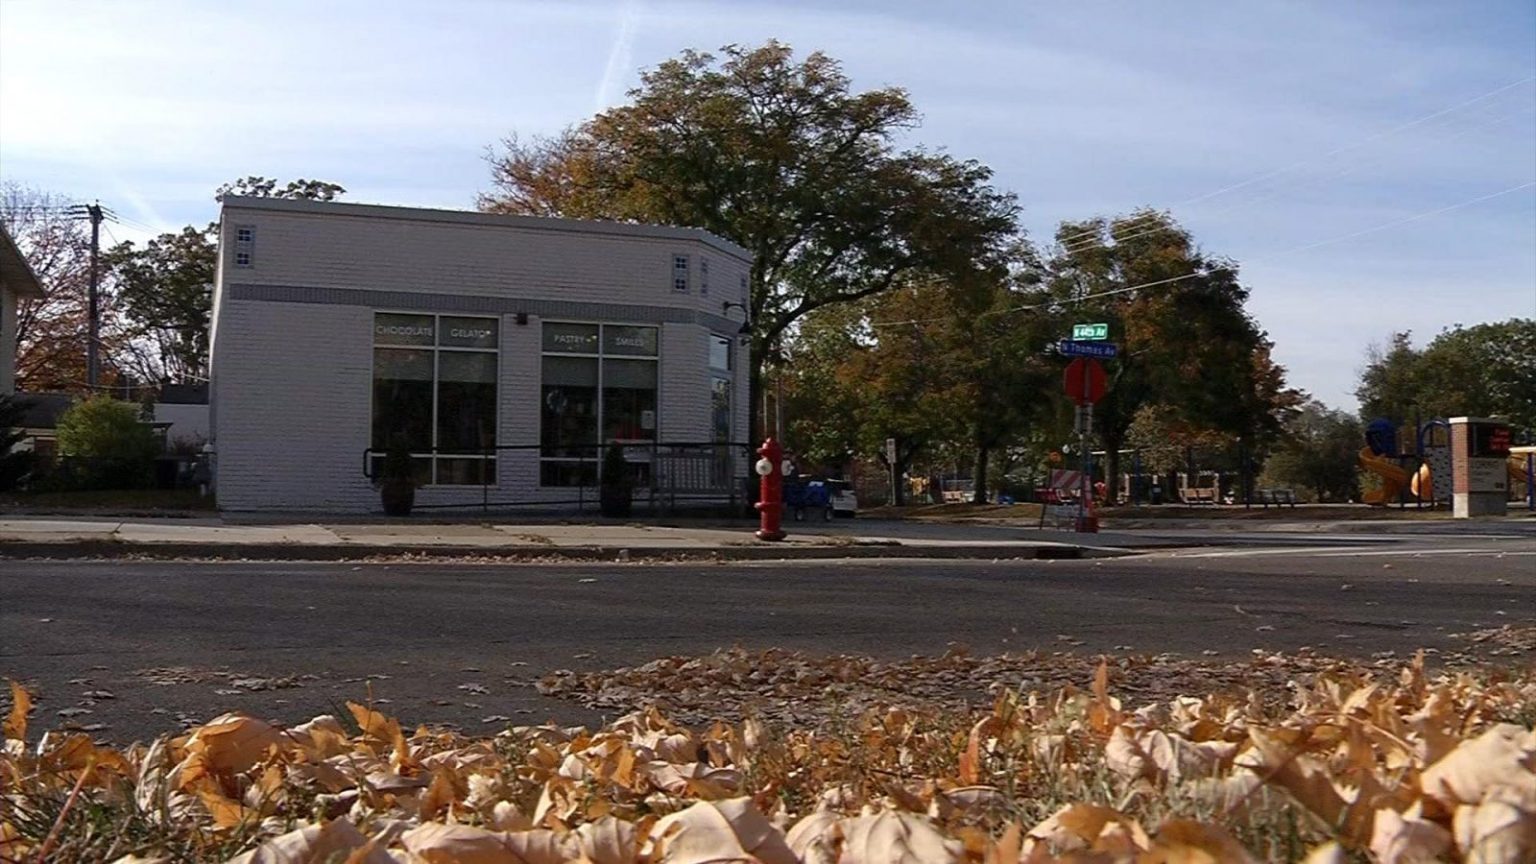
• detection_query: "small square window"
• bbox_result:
[236,227,253,242]
[235,251,252,267]
[673,255,689,292]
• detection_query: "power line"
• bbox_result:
[867,179,1536,329]
[1050,74,1536,249]
[1061,101,1536,256]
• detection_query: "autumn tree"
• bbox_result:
[105,177,347,385]
[1044,209,1296,494]
[480,42,1020,436]
[0,183,132,392]
[1356,320,1536,432]
[784,284,972,504]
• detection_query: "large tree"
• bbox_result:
[104,177,347,385]
[105,225,218,384]
[1357,320,1536,432]
[1044,210,1297,494]
[0,183,131,392]
[1261,398,1363,502]
[480,41,1020,437]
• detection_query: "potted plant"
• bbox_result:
[599,444,633,518]
[376,437,418,517]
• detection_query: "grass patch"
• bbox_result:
[0,487,215,514]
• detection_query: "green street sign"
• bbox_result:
[1072,322,1109,341]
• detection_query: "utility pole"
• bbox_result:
[67,202,110,390]
[85,202,104,390]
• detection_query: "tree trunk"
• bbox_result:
[972,444,990,504]
[748,361,764,443]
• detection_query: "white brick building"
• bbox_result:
[209,197,752,512]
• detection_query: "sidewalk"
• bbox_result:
[0,517,1136,561]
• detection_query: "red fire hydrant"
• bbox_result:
[754,437,786,541]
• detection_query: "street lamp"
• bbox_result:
[721,301,752,336]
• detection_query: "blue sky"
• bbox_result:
[2,0,1532,410]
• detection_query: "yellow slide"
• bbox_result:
[1410,462,1433,501]
[1360,447,1411,506]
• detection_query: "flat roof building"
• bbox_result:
[209,197,752,512]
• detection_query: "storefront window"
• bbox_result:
[540,322,658,486]
[372,313,498,485]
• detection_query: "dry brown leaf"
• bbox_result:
[1141,820,1257,863]
[839,810,965,864]
[400,823,523,864]
[1027,804,1150,852]
[646,797,799,864]
[1235,729,1349,827]
[1421,723,1536,808]
[501,829,580,864]
[198,787,257,830]
[575,815,639,864]
[176,714,284,781]
[4,680,31,742]
[987,823,1023,864]
[1368,805,1452,864]
[785,809,841,864]
[1453,781,1536,864]
[225,819,394,864]
[1297,842,1347,864]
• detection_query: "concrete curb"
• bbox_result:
[0,539,1136,563]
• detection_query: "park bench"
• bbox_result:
[1256,488,1297,508]
[1181,487,1219,505]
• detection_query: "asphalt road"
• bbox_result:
[3,538,1532,743]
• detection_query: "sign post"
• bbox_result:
[885,437,898,505]
[1058,340,1118,359]
[1062,355,1111,532]
[1071,322,1109,341]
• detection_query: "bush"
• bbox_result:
[54,396,160,490]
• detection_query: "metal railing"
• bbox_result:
[361,441,753,514]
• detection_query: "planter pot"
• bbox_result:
[381,482,415,517]
[599,485,632,518]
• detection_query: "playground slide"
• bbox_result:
[1410,462,1433,501]
[1359,447,1411,506]
[1512,456,1533,491]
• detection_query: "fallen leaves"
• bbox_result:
[2,640,1534,863]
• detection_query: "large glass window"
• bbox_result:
[540,322,658,486]
[373,313,498,485]
[709,334,733,443]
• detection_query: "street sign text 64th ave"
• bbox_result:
[1058,340,1118,358]
[1072,322,1109,341]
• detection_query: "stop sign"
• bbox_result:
[1064,358,1107,405]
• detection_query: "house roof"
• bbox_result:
[219,196,755,263]
[13,392,74,429]
[159,382,209,404]
[0,225,45,299]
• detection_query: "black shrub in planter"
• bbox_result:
[376,439,418,517]
[599,444,634,518]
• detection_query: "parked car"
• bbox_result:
[783,478,833,521]
[826,479,858,517]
